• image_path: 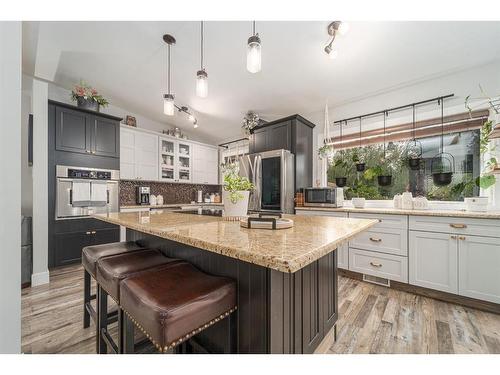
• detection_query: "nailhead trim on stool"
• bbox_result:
[122,306,237,353]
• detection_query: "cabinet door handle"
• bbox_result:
[369,237,382,242]
[451,235,457,239]
[450,223,467,229]
[370,261,382,268]
[86,150,91,153]
[458,236,466,241]
[91,150,96,154]
[86,231,91,235]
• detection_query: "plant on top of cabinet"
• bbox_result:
[221,162,254,217]
[242,111,260,136]
[71,80,109,112]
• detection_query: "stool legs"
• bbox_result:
[97,286,108,354]
[83,270,91,329]
[123,313,135,354]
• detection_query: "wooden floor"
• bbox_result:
[21,264,500,354]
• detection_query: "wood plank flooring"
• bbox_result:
[21,264,500,354]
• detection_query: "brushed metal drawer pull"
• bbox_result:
[91,230,97,234]
[86,231,91,235]
[451,235,457,239]
[370,262,382,268]
[459,236,466,240]
[369,237,382,242]
[450,223,467,229]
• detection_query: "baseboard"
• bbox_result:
[339,268,500,315]
[31,270,50,286]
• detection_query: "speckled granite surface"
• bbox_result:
[93,211,377,273]
[121,203,223,209]
[295,206,500,219]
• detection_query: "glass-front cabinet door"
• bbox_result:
[177,141,191,182]
[159,138,175,182]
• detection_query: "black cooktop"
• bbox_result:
[175,208,224,217]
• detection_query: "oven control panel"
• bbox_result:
[67,168,112,180]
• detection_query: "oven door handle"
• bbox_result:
[69,189,73,205]
[107,189,110,204]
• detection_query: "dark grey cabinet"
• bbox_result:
[54,227,119,267]
[249,114,315,192]
[54,103,120,158]
[55,106,92,154]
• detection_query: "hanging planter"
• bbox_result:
[335,177,347,187]
[431,152,455,186]
[377,175,392,186]
[377,111,393,186]
[431,98,454,186]
[406,105,423,170]
[355,162,366,172]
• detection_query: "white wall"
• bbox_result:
[306,61,500,194]
[0,21,22,353]
[31,79,49,286]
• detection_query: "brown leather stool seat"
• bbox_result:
[120,262,237,353]
[96,249,185,303]
[95,249,186,354]
[81,241,147,330]
[82,241,146,278]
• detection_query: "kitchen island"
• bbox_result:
[94,210,377,353]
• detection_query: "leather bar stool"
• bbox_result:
[120,262,237,354]
[95,249,186,354]
[81,241,146,329]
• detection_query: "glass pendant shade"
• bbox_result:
[247,35,262,73]
[163,94,175,116]
[196,69,208,98]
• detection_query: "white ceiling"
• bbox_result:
[23,21,500,144]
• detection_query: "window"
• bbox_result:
[327,129,480,201]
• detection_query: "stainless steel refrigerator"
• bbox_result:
[237,149,295,214]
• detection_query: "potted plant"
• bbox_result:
[71,81,109,112]
[221,162,254,217]
[364,164,392,186]
[332,157,349,187]
[352,149,366,172]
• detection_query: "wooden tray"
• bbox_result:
[240,217,294,230]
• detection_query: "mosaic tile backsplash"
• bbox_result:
[119,180,222,206]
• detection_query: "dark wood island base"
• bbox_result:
[128,229,338,354]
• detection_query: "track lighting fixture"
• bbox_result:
[324,21,348,59]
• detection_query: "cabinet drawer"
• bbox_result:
[349,248,408,282]
[349,212,407,231]
[409,215,500,238]
[349,228,407,256]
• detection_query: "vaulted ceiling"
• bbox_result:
[23,21,500,144]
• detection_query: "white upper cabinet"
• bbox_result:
[193,143,219,185]
[120,127,158,181]
[121,125,218,184]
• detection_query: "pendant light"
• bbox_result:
[378,111,393,186]
[431,98,455,186]
[355,117,366,172]
[407,104,423,170]
[196,21,208,98]
[247,21,262,73]
[335,121,347,187]
[163,34,176,116]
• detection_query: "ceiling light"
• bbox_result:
[163,34,176,116]
[337,22,349,35]
[196,21,208,98]
[324,21,347,59]
[247,21,261,73]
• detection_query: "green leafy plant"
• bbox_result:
[473,120,496,190]
[221,162,254,204]
[71,80,109,107]
[318,144,334,160]
[346,180,382,200]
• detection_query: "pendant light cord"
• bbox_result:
[167,44,171,94]
[412,105,416,141]
[359,117,362,148]
[200,21,204,70]
[253,20,256,36]
[440,98,444,152]
[383,111,387,159]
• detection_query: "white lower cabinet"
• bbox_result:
[458,235,500,304]
[409,231,458,294]
[349,248,408,282]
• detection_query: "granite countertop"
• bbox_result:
[121,202,224,209]
[93,211,377,273]
[295,206,500,219]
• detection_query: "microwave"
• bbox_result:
[303,188,344,207]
